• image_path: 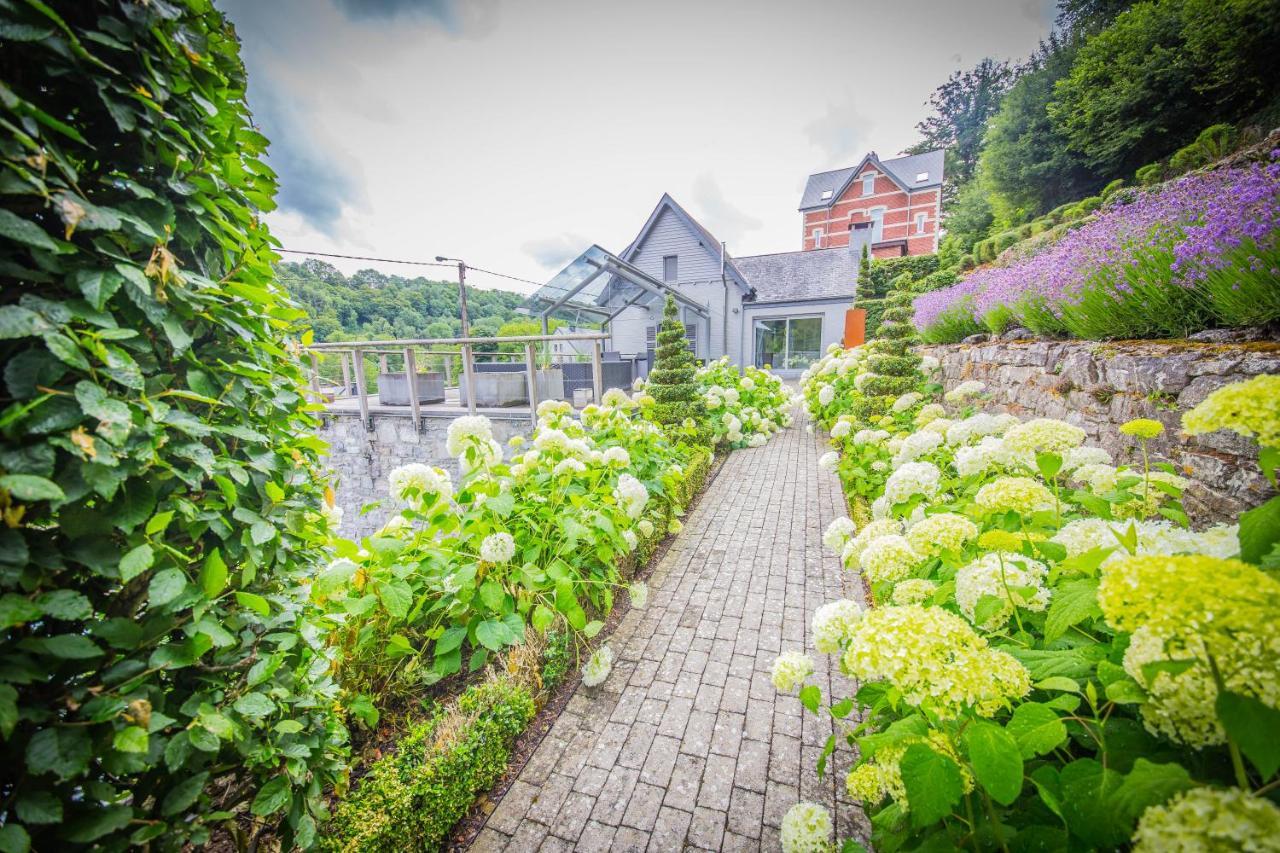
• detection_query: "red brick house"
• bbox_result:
[798,149,944,258]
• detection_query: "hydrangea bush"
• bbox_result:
[319,393,708,705]
[914,153,1280,342]
[690,356,793,448]
[782,357,1280,852]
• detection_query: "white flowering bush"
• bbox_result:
[785,372,1280,851]
[693,356,792,447]
[322,391,711,703]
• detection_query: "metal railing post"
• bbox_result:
[591,338,604,404]
[340,351,352,397]
[404,346,421,431]
[461,342,477,414]
[352,347,371,430]
[524,343,539,428]
[308,352,322,401]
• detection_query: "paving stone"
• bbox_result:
[470,418,859,850]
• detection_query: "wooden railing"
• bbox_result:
[305,333,610,428]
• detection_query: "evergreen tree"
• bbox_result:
[858,244,871,298]
[853,275,924,422]
[646,295,705,431]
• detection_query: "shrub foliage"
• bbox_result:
[646,295,705,429]
[0,3,346,849]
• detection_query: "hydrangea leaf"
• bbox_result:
[1216,691,1280,779]
[1006,702,1068,758]
[899,743,965,827]
[1044,578,1101,643]
[963,720,1024,805]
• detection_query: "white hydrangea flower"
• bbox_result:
[884,461,942,505]
[632,377,645,391]
[553,458,586,477]
[534,428,568,451]
[780,802,833,853]
[628,581,648,609]
[637,519,655,538]
[1051,518,1123,558]
[813,599,863,654]
[906,512,978,557]
[1003,417,1087,455]
[446,414,495,456]
[830,420,852,439]
[853,428,891,446]
[842,519,902,569]
[748,434,767,448]
[601,388,636,409]
[479,532,516,564]
[1133,787,1280,852]
[623,530,638,551]
[1061,445,1112,472]
[822,517,857,554]
[615,474,649,519]
[915,403,946,426]
[945,413,1004,447]
[818,385,835,406]
[741,376,756,391]
[581,645,614,687]
[603,446,631,467]
[388,463,453,503]
[378,514,412,536]
[892,392,923,413]
[955,552,1051,629]
[919,355,941,373]
[818,451,839,471]
[954,436,1032,478]
[771,651,814,693]
[892,430,943,467]
[943,380,985,403]
[853,371,877,391]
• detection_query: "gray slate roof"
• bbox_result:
[799,149,945,210]
[734,247,859,304]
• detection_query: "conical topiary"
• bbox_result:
[851,272,924,422]
[647,295,705,429]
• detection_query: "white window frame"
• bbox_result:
[752,314,824,370]
[861,172,876,196]
[914,212,928,234]
[869,206,887,243]
[810,227,823,248]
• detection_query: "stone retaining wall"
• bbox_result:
[918,338,1280,522]
[319,412,533,538]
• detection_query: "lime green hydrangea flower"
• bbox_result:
[974,476,1056,515]
[841,605,1031,719]
[1120,418,1165,440]
[1133,787,1280,852]
[1182,374,1280,449]
[906,512,979,557]
[845,730,973,810]
[1100,555,1280,746]
[890,578,938,606]
[780,801,833,853]
[1003,417,1086,454]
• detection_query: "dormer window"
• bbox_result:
[820,189,833,200]
[915,171,929,182]
[861,173,875,196]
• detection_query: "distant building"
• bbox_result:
[522,194,860,377]
[548,326,595,359]
[798,149,943,258]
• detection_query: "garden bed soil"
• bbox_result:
[446,449,729,850]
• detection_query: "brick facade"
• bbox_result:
[800,164,941,257]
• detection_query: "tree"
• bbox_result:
[1056,0,1139,33]
[645,296,705,431]
[858,244,872,299]
[980,35,1103,221]
[0,2,346,848]
[909,58,1016,197]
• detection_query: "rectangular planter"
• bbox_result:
[377,372,446,406]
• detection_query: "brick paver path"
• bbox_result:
[472,421,866,851]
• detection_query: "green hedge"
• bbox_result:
[860,255,940,299]
[325,678,536,852]
[0,3,346,849]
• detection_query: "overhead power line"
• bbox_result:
[276,247,544,288]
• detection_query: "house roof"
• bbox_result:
[733,246,859,304]
[620,193,752,293]
[798,149,945,211]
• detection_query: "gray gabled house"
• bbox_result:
[520,193,864,377]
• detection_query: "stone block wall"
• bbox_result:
[319,412,533,538]
[918,339,1280,522]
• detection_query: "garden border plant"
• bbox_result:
[778,346,1280,851]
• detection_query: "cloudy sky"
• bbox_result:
[220,0,1056,294]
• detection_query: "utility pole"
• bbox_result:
[437,256,477,413]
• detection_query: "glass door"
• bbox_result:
[754,316,822,370]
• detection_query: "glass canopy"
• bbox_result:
[518,244,710,326]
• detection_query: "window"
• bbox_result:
[915,171,929,182]
[645,321,697,359]
[753,316,822,370]
[810,227,823,248]
[869,207,886,243]
[820,189,833,200]
[662,255,678,282]
[861,173,875,196]
[915,212,928,234]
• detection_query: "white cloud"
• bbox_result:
[521,233,590,269]
[691,174,762,250]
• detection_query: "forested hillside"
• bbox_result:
[279,258,526,341]
[910,0,1280,259]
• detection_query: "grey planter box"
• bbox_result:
[461,368,564,407]
[377,372,445,406]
